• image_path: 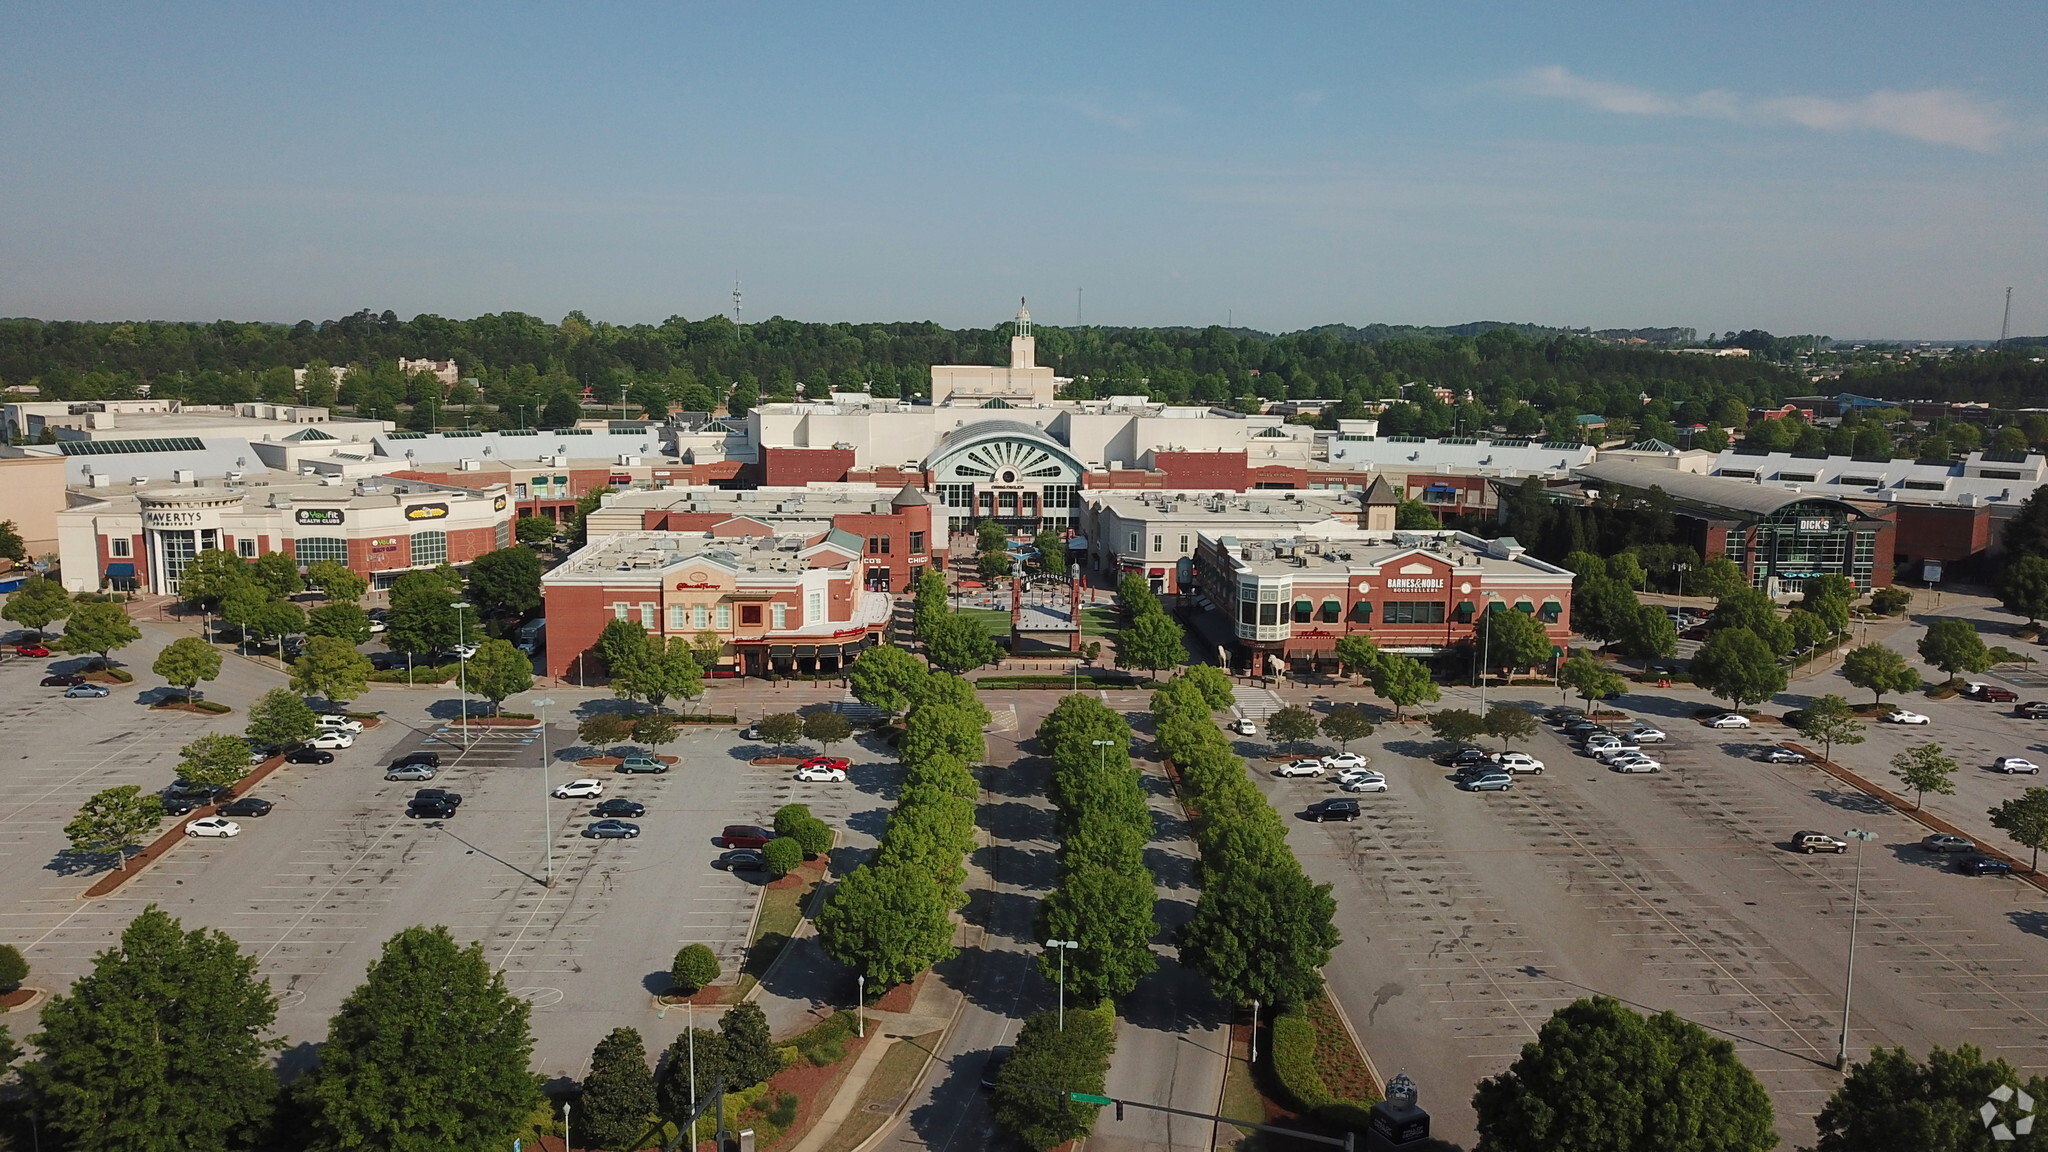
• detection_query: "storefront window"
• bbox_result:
[1293,599,1313,624]
[1320,599,1341,623]
[1383,602,1447,624]
[411,531,447,567]
[295,537,347,565]
[1540,600,1562,623]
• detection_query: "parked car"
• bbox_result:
[1304,798,1362,821]
[1962,683,2019,703]
[978,1046,1013,1091]
[1609,754,1662,774]
[1493,752,1544,774]
[1706,713,1752,729]
[316,715,364,734]
[1227,718,1258,736]
[801,755,851,772]
[1626,726,1668,744]
[1339,772,1389,794]
[185,816,241,838]
[1956,854,2012,876]
[1884,710,1931,725]
[594,798,645,818]
[1542,707,1582,726]
[1321,752,1370,771]
[445,643,480,661]
[40,673,84,687]
[1562,720,1607,737]
[218,797,273,818]
[284,746,335,765]
[715,849,767,871]
[1792,831,1848,854]
[585,819,641,839]
[795,764,848,782]
[64,683,110,698]
[1920,833,1974,853]
[406,799,458,819]
[390,750,441,770]
[1761,747,1808,764]
[2016,701,2048,719]
[1992,757,2041,775]
[1277,759,1326,778]
[15,644,51,658]
[307,731,354,749]
[413,788,463,809]
[617,755,669,774]
[160,793,208,816]
[1457,771,1514,792]
[552,778,604,799]
[385,763,437,781]
[164,782,225,807]
[740,723,764,741]
[1592,743,1643,762]
[1435,746,1491,767]
[1582,735,1624,754]
[720,824,775,849]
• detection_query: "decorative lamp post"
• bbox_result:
[1836,827,1879,1071]
[1045,938,1079,1030]
[451,600,473,749]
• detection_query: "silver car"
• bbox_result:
[384,763,437,781]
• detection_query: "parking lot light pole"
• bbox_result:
[1045,938,1079,1030]
[1836,827,1879,1071]
[452,600,472,750]
[1091,739,1113,774]
[534,696,555,887]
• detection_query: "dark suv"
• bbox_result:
[1964,683,2019,703]
[407,798,458,819]
[389,750,442,771]
[1305,798,1361,822]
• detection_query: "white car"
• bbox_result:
[1884,710,1930,725]
[1609,754,1662,773]
[447,643,480,660]
[367,619,388,633]
[186,817,241,838]
[1339,772,1389,793]
[1706,713,1752,729]
[307,732,355,750]
[1321,752,1370,771]
[1277,759,1326,778]
[1227,718,1258,736]
[1992,757,2041,775]
[1492,752,1544,774]
[552,778,605,798]
[1626,727,1668,743]
[316,715,365,734]
[794,764,848,782]
[1592,744,1643,762]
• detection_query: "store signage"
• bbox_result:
[142,510,205,527]
[673,582,721,590]
[295,508,345,526]
[1797,518,1831,532]
[1386,578,1444,591]
[492,495,507,511]
[370,538,400,553]
[404,503,450,521]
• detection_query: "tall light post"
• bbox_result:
[1045,938,1079,1030]
[856,974,865,1038]
[451,600,472,750]
[1677,562,1692,598]
[1091,738,1113,774]
[1835,827,1879,1071]
[533,696,555,887]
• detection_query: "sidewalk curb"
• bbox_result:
[1785,741,2048,894]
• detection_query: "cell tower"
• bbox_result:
[1999,286,2013,347]
[732,275,743,328]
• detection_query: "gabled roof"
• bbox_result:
[1361,475,1401,506]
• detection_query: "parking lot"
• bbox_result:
[1256,693,2048,1149]
[0,642,891,1079]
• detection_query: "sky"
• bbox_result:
[3,1,2045,338]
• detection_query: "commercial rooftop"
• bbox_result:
[1708,448,2046,507]
[1575,458,1869,518]
[1203,527,1573,581]
[1326,434,1598,476]
[371,427,671,465]
[543,529,860,581]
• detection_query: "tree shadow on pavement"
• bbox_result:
[1807,787,1890,815]
[2008,909,2048,941]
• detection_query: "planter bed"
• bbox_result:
[80,753,288,898]
[150,699,235,715]
[749,755,811,766]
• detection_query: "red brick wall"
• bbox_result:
[542,583,619,679]
[1151,451,1248,490]
[1246,464,1306,488]
[761,447,855,486]
[1894,505,1989,564]
[1083,469,1167,490]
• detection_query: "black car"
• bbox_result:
[285,748,335,765]
[407,800,458,820]
[978,1046,1013,1091]
[160,794,203,816]
[41,673,84,687]
[413,788,463,808]
[594,798,646,818]
[218,797,273,818]
[1562,721,1607,737]
[1956,854,2012,876]
[1305,798,1361,822]
[1433,745,1490,767]
[389,750,442,770]
[368,651,406,671]
[715,849,767,871]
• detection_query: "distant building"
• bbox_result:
[398,358,461,386]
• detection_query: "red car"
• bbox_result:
[15,644,51,658]
[720,824,775,849]
[1964,683,2020,703]
[41,673,85,687]
[801,755,851,772]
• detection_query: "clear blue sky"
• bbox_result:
[4,1,2044,338]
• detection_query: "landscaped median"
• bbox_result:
[80,750,290,899]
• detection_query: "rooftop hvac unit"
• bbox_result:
[173,469,196,484]
[132,475,150,486]
[225,471,243,483]
[357,479,381,495]
[89,473,111,489]
[617,454,641,466]
[458,458,481,471]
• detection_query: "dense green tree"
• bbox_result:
[1180,662,1236,711]
[245,687,319,749]
[1479,606,1554,677]
[463,638,533,713]
[1178,863,1339,1008]
[242,597,306,659]
[579,1027,657,1152]
[992,1007,1116,1152]
[803,709,854,752]
[848,644,927,716]
[176,550,250,610]
[290,635,372,704]
[64,785,165,869]
[654,1027,731,1125]
[1708,587,1794,655]
[922,610,1001,673]
[761,835,803,876]
[1429,708,1488,745]
[613,635,703,712]
[1116,610,1187,681]
[1036,857,1158,1003]
[1996,554,2048,624]
[384,580,461,660]
[669,943,721,993]
[28,906,280,1151]
[176,732,255,790]
[59,600,141,664]
[466,545,544,620]
[1889,743,1958,811]
[305,601,373,644]
[0,519,25,562]
[976,519,1008,553]
[1918,619,1993,680]
[717,1001,780,1090]
[2,574,73,633]
[1395,497,1442,529]
[1484,702,1538,750]
[1615,602,1679,660]
[1267,705,1320,752]
[1987,787,2048,873]
[1692,556,1747,600]
[1787,608,1832,651]
[1843,644,1921,704]
[1793,694,1865,764]
[1333,634,1381,679]
[248,550,304,598]
[515,515,558,545]
[815,860,957,987]
[1691,627,1787,711]
[1031,528,1068,575]
[303,559,368,604]
[0,943,27,991]
[298,925,538,1152]
[1370,652,1441,718]
[152,635,223,699]
[1869,586,1913,615]
[1320,703,1374,750]
[578,711,633,747]
[1559,654,1627,712]
[1813,1044,2048,1152]
[1472,996,1775,1152]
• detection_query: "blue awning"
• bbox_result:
[105,562,136,577]
[1423,484,1458,493]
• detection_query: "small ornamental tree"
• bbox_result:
[176,733,255,791]
[515,515,558,545]
[757,712,805,751]
[1370,652,1440,718]
[1793,694,1865,764]
[1319,704,1374,750]
[245,688,319,749]
[1842,643,1920,705]
[1333,634,1381,679]
[289,635,372,704]
[63,786,165,870]
[762,836,804,876]
[1484,702,1538,751]
[803,709,854,753]
[462,638,534,714]
[1888,743,1958,810]
[0,943,26,991]
[1918,618,1993,682]
[1265,705,1320,754]
[1558,653,1626,714]
[633,711,678,746]
[669,944,721,994]
[1988,787,2048,873]
[152,635,223,700]
[58,600,141,665]
[2,575,73,634]
[578,712,633,747]
[1428,708,1487,746]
